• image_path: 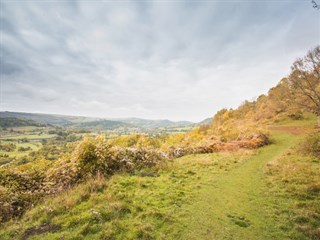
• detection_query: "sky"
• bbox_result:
[0,1,319,122]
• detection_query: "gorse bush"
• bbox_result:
[73,135,167,177]
[0,135,168,222]
[73,136,116,176]
[0,168,46,222]
[300,131,320,158]
[45,158,80,194]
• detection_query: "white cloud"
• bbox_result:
[1,1,319,121]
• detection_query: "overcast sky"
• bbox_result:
[0,1,319,122]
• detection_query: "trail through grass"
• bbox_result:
[176,132,301,240]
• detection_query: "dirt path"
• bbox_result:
[177,133,300,240]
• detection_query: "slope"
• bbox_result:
[0,129,310,240]
[176,131,301,240]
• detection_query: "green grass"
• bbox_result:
[175,132,301,240]
[274,113,317,127]
[0,150,253,239]
[264,135,320,239]
[0,131,317,239]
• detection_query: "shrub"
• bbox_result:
[45,158,80,194]
[0,168,46,222]
[113,147,166,171]
[72,136,118,176]
[300,131,320,158]
[72,135,167,176]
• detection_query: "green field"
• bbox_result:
[0,126,56,165]
[0,141,41,156]
[0,134,56,140]
[0,141,42,165]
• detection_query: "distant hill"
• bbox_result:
[0,112,194,131]
[70,120,136,131]
[198,117,212,125]
[0,112,129,130]
[0,111,91,126]
[112,118,194,129]
[0,117,47,128]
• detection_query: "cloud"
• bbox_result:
[1,1,319,121]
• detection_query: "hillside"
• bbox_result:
[0,112,194,131]
[70,120,136,131]
[198,117,212,125]
[1,111,82,126]
[111,117,194,129]
[0,117,48,128]
[0,112,122,128]
[0,122,318,240]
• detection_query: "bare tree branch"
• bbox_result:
[312,0,320,9]
[289,46,320,117]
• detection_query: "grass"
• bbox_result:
[175,132,301,240]
[0,150,253,239]
[274,113,317,127]
[0,129,318,239]
[265,137,320,239]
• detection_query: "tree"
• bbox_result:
[288,46,320,126]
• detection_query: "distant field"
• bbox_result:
[0,125,52,165]
[0,141,41,165]
[0,141,42,158]
[6,126,46,131]
[0,134,56,140]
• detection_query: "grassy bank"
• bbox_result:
[0,131,318,240]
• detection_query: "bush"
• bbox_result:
[72,136,122,176]
[72,135,167,176]
[45,158,80,194]
[0,135,168,223]
[113,147,166,171]
[0,169,46,222]
[300,131,320,158]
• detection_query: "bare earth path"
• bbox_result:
[176,133,300,240]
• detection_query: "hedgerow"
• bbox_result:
[0,123,270,223]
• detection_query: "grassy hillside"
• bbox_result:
[0,120,318,240]
[0,112,194,131]
[0,112,80,126]
[0,112,129,130]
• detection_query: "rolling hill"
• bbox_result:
[110,117,194,129]
[0,112,195,131]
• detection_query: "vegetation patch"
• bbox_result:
[227,214,251,228]
[21,223,61,240]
